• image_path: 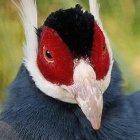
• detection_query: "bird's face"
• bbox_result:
[35,6,113,130]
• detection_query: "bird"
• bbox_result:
[0,0,140,139]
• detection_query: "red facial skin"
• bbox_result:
[37,23,110,85]
[37,27,74,85]
[90,23,110,80]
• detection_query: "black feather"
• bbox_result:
[42,5,94,58]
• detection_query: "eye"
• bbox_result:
[103,45,107,53]
[37,27,74,85]
[103,45,106,50]
[46,50,53,59]
[43,46,54,62]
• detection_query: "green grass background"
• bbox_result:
[0,0,140,103]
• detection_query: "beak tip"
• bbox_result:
[91,121,101,130]
[93,124,101,131]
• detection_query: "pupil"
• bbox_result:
[46,50,52,59]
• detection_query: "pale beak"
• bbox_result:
[63,60,103,130]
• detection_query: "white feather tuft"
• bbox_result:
[89,0,101,25]
[12,0,38,65]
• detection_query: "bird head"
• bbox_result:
[16,1,113,130]
[35,5,113,130]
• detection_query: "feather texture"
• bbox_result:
[12,0,38,64]
[89,0,101,25]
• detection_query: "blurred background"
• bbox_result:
[0,0,140,104]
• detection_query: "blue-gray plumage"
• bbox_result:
[1,1,140,139]
[0,62,140,140]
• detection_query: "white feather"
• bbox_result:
[12,0,38,64]
[89,0,101,25]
